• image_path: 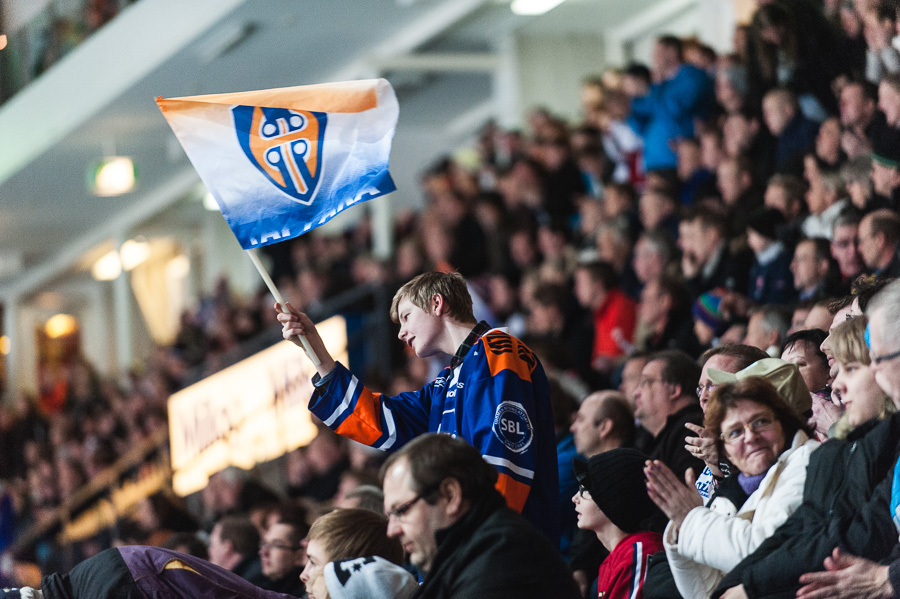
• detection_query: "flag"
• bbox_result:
[157,79,398,249]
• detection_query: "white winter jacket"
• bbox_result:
[663,430,819,599]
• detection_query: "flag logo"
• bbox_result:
[232,106,327,205]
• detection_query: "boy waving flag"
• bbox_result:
[277,271,560,544]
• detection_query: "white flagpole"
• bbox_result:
[246,249,321,367]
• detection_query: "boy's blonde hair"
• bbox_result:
[390,271,475,324]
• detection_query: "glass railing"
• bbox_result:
[0,0,139,105]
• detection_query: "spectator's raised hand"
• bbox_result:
[643,459,703,530]
[685,422,723,476]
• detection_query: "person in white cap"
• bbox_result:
[319,556,417,599]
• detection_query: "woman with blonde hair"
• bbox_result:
[829,316,895,438]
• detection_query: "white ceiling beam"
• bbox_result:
[606,0,699,47]
[0,167,200,300]
[330,0,492,81]
[370,52,500,73]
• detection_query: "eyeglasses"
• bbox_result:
[386,494,425,521]
[638,377,665,389]
[832,237,858,249]
[720,416,776,444]
[696,382,717,399]
[260,541,300,552]
[871,347,900,366]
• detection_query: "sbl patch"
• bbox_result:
[492,401,533,453]
[232,106,327,205]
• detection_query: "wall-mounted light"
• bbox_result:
[45,314,78,339]
[167,255,191,279]
[92,250,122,281]
[0,35,8,51]
[120,238,150,271]
[510,0,566,15]
[89,156,137,196]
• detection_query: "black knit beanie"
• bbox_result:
[573,447,662,534]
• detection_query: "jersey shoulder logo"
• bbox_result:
[232,106,327,205]
[484,332,514,355]
[492,401,534,453]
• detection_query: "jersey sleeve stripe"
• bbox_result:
[323,376,359,426]
[375,403,397,450]
[483,455,535,479]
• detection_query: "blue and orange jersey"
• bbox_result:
[308,328,560,543]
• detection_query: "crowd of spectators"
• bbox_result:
[1,0,135,103]
[5,0,900,597]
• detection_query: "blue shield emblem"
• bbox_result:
[232,106,327,205]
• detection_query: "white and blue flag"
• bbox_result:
[157,79,398,249]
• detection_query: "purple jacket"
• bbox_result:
[41,547,301,599]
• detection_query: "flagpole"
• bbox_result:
[246,249,322,367]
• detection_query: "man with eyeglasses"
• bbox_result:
[257,518,307,596]
[830,209,864,290]
[380,433,578,599]
[632,350,704,481]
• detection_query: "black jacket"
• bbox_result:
[638,403,706,482]
[713,414,900,599]
[685,244,754,301]
[258,567,305,598]
[416,490,579,599]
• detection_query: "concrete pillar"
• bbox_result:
[371,195,394,260]
[3,298,16,401]
[113,237,133,374]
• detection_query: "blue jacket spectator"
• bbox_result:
[626,36,713,171]
[747,208,794,305]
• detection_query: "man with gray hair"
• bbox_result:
[633,230,676,292]
[743,306,791,357]
[866,279,900,404]
[831,208,864,289]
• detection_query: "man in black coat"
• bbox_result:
[632,350,704,481]
[381,433,579,599]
